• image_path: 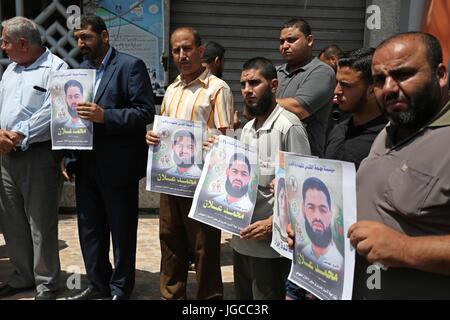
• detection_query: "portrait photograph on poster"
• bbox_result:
[285,154,356,300]
[49,69,95,150]
[188,135,259,235]
[146,115,203,197]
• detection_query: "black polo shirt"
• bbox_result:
[324,115,387,169]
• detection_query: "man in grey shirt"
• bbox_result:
[276,18,335,157]
[348,32,450,299]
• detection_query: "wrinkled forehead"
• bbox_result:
[372,38,427,71]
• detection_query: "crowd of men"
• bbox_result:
[0,13,449,300]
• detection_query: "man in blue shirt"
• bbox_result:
[0,16,67,300]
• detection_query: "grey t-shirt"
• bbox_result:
[276,57,335,157]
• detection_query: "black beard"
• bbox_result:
[173,152,195,169]
[246,88,274,116]
[225,177,249,198]
[382,78,442,129]
[67,104,78,119]
[305,218,332,249]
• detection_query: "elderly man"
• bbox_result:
[146,27,233,300]
[348,32,450,299]
[0,17,67,300]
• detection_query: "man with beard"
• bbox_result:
[229,57,310,299]
[65,15,155,300]
[213,153,253,213]
[166,130,201,178]
[346,32,450,299]
[300,177,343,272]
[62,80,86,129]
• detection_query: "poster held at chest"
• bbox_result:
[188,135,259,235]
[285,154,356,300]
[50,69,95,150]
[146,115,203,197]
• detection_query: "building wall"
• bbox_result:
[170,0,367,113]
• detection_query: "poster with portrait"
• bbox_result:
[270,151,292,259]
[49,69,95,150]
[146,115,203,197]
[285,154,356,300]
[188,135,259,235]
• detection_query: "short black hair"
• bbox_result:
[64,79,84,95]
[228,153,251,175]
[78,14,108,34]
[319,44,344,59]
[338,47,375,84]
[172,130,195,145]
[377,32,442,70]
[202,41,226,63]
[302,177,331,209]
[282,18,311,36]
[242,57,277,81]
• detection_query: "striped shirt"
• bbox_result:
[161,68,234,130]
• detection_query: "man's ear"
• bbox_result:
[101,30,109,44]
[437,63,448,89]
[270,78,279,93]
[306,34,314,48]
[18,37,28,51]
[198,45,205,57]
[366,84,375,99]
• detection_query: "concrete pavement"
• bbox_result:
[0,213,235,300]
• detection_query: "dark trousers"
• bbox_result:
[76,161,139,298]
[159,194,223,300]
[233,250,291,300]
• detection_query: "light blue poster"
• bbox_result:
[97,0,165,96]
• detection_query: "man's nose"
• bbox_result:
[242,83,252,94]
[280,41,289,50]
[334,83,343,96]
[382,76,400,96]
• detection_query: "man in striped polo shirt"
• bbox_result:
[146,27,234,300]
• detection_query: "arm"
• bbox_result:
[0,130,16,154]
[277,65,335,121]
[276,97,310,120]
[348,220,450,275]
[240,215,273,240]
[213,85,234,132]
[12,62,68,149]
[83,59,155,133]
[285,125,311,155]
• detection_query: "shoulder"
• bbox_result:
[113,49,146,68]
[48,52,67,69]
[276,64,287,73]
[309,57,335,75]
[208,74,231,92]
[329,118,351,136]
[276,108,306,134]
